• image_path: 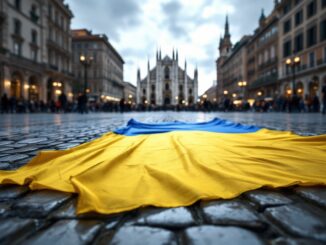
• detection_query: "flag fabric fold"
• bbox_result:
[0,118,325,215]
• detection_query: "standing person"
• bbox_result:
[59,92,67,113]
[1,93,9,113]
[322,81,326,114]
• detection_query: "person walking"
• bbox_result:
[1,93,9,113]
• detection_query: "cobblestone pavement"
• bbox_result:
[0,112,325,245]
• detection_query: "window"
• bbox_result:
[307,0,317,19]
[283,19,291,33]
[31,49,37,61]
[165,83,169,90]
[271,46,276,59]
[309,52,315,67]
[179,85,183,91]
[295,33,304,52]
[30,5,38,23]
[164,66,170,79]
[295,10,303,26]
[13,19,21,35]
[13,42,21,56]
[295,0,302,5]
[321,19,326,41]
[189,88,192,94]
[143,89,146,95]
[307,25,317,47]
[31,30,37,44]
[323,0,326,8]
[48,4,52,19]
[283,3,291,15]
[283,40,292,57]
[151,84,155,91]
[15,0,21,10]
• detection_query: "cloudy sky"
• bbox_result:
[67,0,274,94]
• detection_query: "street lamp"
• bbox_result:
[79,55,93,95]
[285,56,301,96]
[238,81,247,99]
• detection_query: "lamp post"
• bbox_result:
[79,55,93,95]
[285,56,301,96]
[238,81,247,100]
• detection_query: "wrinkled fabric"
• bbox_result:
[0,119,325,215]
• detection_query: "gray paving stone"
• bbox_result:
[25,219,102,245]
[17,138,48,144]
[0,154,29,163]
[107,226,177,245]
[9,143,27,148]
[0,218,37,245]
[265,205,326,241]
[0,185,29,200]
[12,190,72,218]
[0,163,10,170]
[6,146,41,154]
[295,187,326,208]
[0,203,11,217]
[184,225,264,245]
[201,200,265,229]
[271,237,324,245]
[56,143,80,150]
[0,141,14,146]
[245,190,293,209]
[135,207,196,228]
[0,147,13,153]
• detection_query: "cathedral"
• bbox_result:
[136,51,198,106]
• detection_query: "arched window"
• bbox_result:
[164,66,170,79]
[165,83,169,90]
[143,89,146,95]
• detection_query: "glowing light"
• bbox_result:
[128,94,133,99]
[257,91,262,96]
[294,56,301,63]
[287,89,292,95]
[24,85,30,89]
[5,80,11,87]
[86,89,90,93]
[80,55,86,62]
[57,82,62,87]
[223,90,228,95]
[297,88,302,93]
[68,92,73,97]
[232,93,237,98]
[286,58,292,65]
[53,82,58,86]
[55,90,62,95]
[203,94,207,99]
[144,100,148,104]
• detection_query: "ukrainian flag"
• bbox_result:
[0,118,325,214]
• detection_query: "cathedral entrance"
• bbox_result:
[164,97,171,105]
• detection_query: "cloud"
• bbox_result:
[68,0,142,41]
[67,0,275,94]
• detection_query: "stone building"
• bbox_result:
[136,51,198,106]
[216,16,250,102]
[247,6,279,99]
[0,0,74,103]
[72,29,124,102]
[123,81,136,105]
[277,0,326,100]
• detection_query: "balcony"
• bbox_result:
[249,74,278,90]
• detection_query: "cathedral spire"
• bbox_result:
[259,8,266,24]
[176,49,178,61]
[137,67,141,81]
[172,49,175,60]
[224,14,230,38]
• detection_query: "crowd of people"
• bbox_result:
[1,83,326,114]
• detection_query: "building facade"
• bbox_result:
[72,29,124,102]
[123,81,136,105]
[137,51,198,106]
[247,7,279,99]
[0,0,74,104]
[277,0,326,100]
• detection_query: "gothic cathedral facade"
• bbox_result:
[136,51,198,106]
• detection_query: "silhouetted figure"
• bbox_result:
[312,95,320,112]
[119,98,125,113]
[1,93,9,113]
[59,92,67,112]
[322,82,326,114]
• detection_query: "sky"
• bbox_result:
[67,0,274,94]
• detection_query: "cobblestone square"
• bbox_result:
[0,112,325,244]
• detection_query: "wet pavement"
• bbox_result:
[0,112,325,245]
